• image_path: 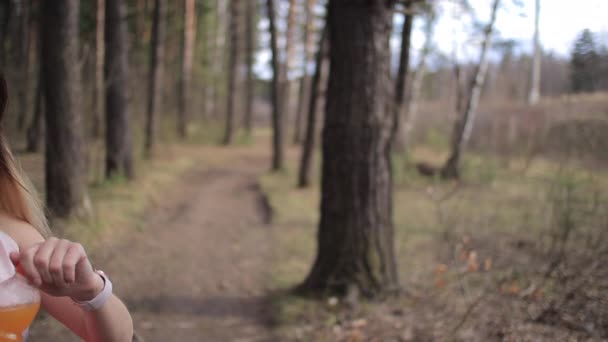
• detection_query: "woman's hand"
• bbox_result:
[9,237,104,302]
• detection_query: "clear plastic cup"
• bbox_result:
[0,272,41,341]
[0,231,40,342]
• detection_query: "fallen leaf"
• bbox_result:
[328,297,339,307]
[467,251,479,272]
[351,319,367,329]
[484,258,492,271]
[343,329,364,342]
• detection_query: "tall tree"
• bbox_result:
[135,0,146,47]
[402,7,436,147]
[441,0,500,179]
[26,58,43,153]
[144,0,166,157]
[570,29,599,93]
[297,24,326,188]
[105,0,134,178]
[14,0,30,131]
[300,0,399,296]
[282,0,297,133]
[243,0,256,135]
[210,0,228,118]
[222,0,239,145]
[41,0,91,218]
[266,0,284,171]
[91,0,105,138]
[294,0,317,144]
[527,0,541,105]
[0,1,9,66]
[26,6,42,153]
[178,0,196,139]
[392,0,414,150]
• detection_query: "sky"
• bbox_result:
[420,0,608,59]
[256,0,608,79]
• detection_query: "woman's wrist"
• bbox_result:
[71,272,105,302]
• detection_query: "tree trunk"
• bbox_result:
[41,0,90,218]
[178,0,196,139]
[401,11,435,148]
[297,24,326,188]
[527,0,540,105]
[266,0,284,171]
[211,0,227,118]
[243,0,255,135]
[282,0,296,137]
[300,0,399,296]
[91,0,104,138]
[0,1,9,67]
[144,0,165,157]
[135,0,146,48]
[391,1,414,150]
[441,0,500,179]
[293,0,317,145]
[26,63,43,153]
[14,0,30,132]
[222,0,239,145]
[105,0,134,179]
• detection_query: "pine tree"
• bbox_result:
[570,29,599,93]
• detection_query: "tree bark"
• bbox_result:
[144,0,166,157]
[527,0,540,105]
[222,0,239,145]
[178,0,196,139]
[211,0,228,118]
[441,0,500,179]
[297,24,326,189]
[401,11,435,148]
[266,0,284,171]
[293,0,317,145]
[135,0,146,48]
[41,0,91,218]
[14,0,30,132]
[243,0,255,135]
[300,0,399,296]
[26,62,43,153]
[392,1,414,150]
[282,0,297,136]
[91,0,105,138]
[105,0,134,179]
[0,1,9,67]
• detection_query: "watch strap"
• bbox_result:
[73,270,113,311]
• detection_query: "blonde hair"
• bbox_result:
[0,75,51,237]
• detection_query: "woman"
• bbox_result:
[0,75,133,341]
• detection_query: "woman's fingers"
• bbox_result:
[63,242,86,284]
[33,237,58,285]
[11,238,96,299]
[11,244,42,286]
[49,239,71,287]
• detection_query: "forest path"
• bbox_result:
[34,147,276,342]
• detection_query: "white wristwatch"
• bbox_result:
[73,270,113,311]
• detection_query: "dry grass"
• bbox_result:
[261,140,608,341]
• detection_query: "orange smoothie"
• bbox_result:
[0,302,40,341]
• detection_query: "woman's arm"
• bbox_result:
[42,292,133,342]
[3,219,133,342]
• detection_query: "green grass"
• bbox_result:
[260,143,608,339]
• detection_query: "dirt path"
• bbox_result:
[32,152,275,341]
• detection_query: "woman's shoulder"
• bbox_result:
[0,213,45,249]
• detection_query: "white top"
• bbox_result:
[0,230,18,284]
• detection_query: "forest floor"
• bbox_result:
[27,138,278,341]
[18,130,608,342]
